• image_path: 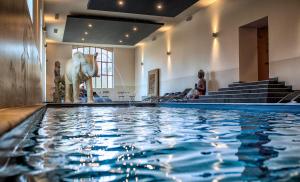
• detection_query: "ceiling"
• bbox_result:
[87,0,199,17]
[63,15,163,45]
[44,0,217,47]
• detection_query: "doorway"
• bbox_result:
[257,26,269,80]
[239,17,269,82]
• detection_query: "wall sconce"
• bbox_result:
[166,51,171,56]
[186,15,193,22]
[212,32,218,38]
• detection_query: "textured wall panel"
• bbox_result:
[0,0,42,107]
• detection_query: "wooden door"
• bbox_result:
[257,27,269,80]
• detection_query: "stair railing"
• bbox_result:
[278,91,300,103]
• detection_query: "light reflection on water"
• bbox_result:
[1,107,300,181]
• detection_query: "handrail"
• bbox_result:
[278,91,300,103]
[291,93,300,102]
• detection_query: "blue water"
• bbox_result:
[1,107,300,181]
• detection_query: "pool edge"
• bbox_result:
[0,106,46,152]
[158,103,300,112]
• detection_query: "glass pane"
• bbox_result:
[84,47,90,54]
[108,51,113,62]
[102,52,107,62]
[96,56,101,62]
[108,63,113,75]
[90,47,96,55]
[72,48,77,55]
[95,77,101,89]
[78,47,83,53]
[96,48,101,61]
[102,63,107,75]
[96,48,101,56]
[102,49,107,56]
[102,76,108,88]
[108,76,113,88]
[97,62,101,76]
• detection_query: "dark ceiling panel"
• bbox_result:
[87,0,199,17]
[63,15,163,45]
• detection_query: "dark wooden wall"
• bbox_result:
[0,0,42,107]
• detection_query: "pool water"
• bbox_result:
[1,107,300,181]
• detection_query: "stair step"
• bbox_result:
[229,80,279,87]
[203,92,290,99]
[219,84,290,91]
[191,97,283,103]
[178,78,292,103]
[209,88,292,95]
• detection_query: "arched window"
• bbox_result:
[72,46,114,89]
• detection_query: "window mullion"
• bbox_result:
[106,53,108,88]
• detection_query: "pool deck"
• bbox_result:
[0,105,45,136]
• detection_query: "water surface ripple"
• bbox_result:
[1,107,300,181]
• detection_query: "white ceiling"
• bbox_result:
[44,0,217,47]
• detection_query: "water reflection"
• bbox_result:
[236,112,278,181]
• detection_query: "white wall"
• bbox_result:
[46,43,135,102]
[46,43,72,102]
[135,0,300,100]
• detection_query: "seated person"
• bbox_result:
[197,70,206,96]
[186,70,206,99]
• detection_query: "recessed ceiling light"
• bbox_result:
[156,3,163,10]
[119,40,123,43]
[81,38,85,41]
[133,26,138,31]
[125,34,129,38]
[88,24,93,28]
[117,0,124,6]
[84,32,88,35]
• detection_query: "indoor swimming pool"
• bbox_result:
[1,106,300,181]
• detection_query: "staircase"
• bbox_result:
[195,78,293,103]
